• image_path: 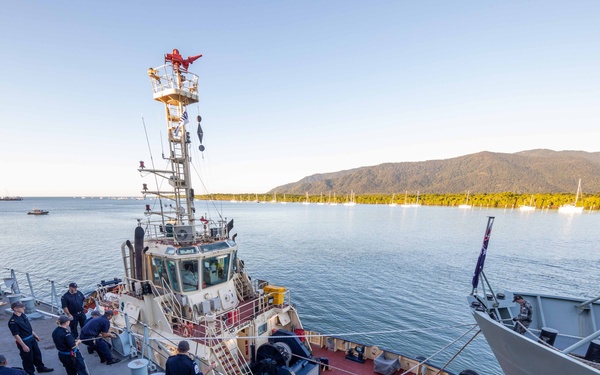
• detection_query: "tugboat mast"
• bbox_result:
[143,49,203,242]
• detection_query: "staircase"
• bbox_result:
[207,326,252,375]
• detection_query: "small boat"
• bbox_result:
[558,178,584,214]
[519,195,536,211]
[458,191,473,209]
[27,209,49,215]
[302,191,310,205]
[343,190,356,206]
[468,217,600,375]
[400,191,421,208]
[389,193,397,207]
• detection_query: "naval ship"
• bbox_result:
[468,217,600,375]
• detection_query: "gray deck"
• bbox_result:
[0,294,161,375]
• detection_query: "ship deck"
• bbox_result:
[310,345,418,375]
[0,295,132,375]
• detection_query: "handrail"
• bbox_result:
[577,295,600,308]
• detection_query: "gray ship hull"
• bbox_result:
[473,310,600,375]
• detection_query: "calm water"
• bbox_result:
[2,198,600,374]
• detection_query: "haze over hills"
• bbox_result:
[270,149,600,195]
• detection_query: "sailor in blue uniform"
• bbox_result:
[0,354,27,375]
[512,295,533,334]
[166,340,214,375]
[7,301,54,374]
[79,310,121,365]
[51,315,88,375]
[61,283,86,339]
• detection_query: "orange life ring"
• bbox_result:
[181,323,193,338]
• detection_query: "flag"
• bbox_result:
[174,111,188,137]
[471,216,495,290]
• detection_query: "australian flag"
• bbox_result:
[471,216,495,290]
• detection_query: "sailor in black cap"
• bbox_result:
[79,310,121,365]
[61,283,86,339]
[0,354,28,375]
[165,340,214,375]
[7,301,54,374]
[512,295,533,334]
[52,316,88,375]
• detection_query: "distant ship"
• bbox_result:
[0,196,23,201]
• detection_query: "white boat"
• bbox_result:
[389,193,397,207]
[343,190,356,206]
[328,192,338,206]
[458,191,472,209]
[270,192,277,204]
[317,192,325,205]
[519,195,536,211]
[400,191,421,208]
[468,217,600,375]
[558,179,584,214]
[280,193,287,204]
[302,192,310,205]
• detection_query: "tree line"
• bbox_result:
[196,192,599,210]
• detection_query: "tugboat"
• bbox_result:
[85,49,466,375]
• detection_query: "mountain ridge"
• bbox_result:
[270,149,600,194]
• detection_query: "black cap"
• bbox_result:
[58,315,71,324]
[104,310,114,316]
[90,310,101,317]
[11,301,25,309]
[178,340,190,352]
[512,294,523,302]
[0,354,7,363]
[69,282,78,288]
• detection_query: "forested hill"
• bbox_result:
[270,149,600,194]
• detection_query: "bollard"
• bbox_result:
[128,358,149,375]
[20,297,42,319]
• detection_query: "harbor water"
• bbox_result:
[2,198,599,374]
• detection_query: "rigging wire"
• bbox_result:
[142,116,166,227]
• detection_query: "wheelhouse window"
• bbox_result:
[151,258,168,287]
[202,254,230,287]
[165,259,180,292]
[180,260,199,292]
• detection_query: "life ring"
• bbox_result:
[371,346,379,357]
[181,323,193,338]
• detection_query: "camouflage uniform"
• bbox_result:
[513,299,533,334]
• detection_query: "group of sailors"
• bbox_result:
[4,282,212,375]
[4,282,119,375]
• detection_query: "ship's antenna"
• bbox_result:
[142,116,166,226]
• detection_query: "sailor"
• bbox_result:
[0,354,28,375]
[512,295,533,334]
[7,301,54,374]
[165,340,214,375]
[79,310,121,365]
[61,282,86,339]
[51,316,88,375]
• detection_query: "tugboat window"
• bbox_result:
[202,254,230,287]
[165,260,180,292]
[180,260,199,292]
[151,258,168,286]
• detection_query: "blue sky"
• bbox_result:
[1,1,599,196]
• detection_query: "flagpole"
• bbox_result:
[470,216,495,296]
